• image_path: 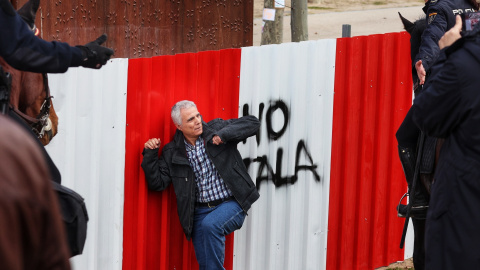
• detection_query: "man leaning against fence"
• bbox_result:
[141,100,260,270]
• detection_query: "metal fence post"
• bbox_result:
[342,24,351,38]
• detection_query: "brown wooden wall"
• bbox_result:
[12,0,253,58]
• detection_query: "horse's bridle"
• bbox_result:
[10,24,54,139]
[10,73,53,139]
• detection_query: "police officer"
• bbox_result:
[0,0,114,73]
[397,0,478,220]
[398,0,478,215]
[396,1,478,270]
[398,0,478,210]
[412,16,480,270]
[0,0,114,184]
[0,0,114,266]
[415,0,478,85]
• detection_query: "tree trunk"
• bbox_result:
[291,0,308,42]
[261,0,284,45]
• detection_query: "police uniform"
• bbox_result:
[0,0,84,73]
[0,0,113,73]
[412,29,480,269]
[415,0,476,73]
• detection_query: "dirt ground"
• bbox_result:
[375,257,415,270]
[253,0,424,18]
[252,0,425,44]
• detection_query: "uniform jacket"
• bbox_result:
[0,0,83,73]
[412,32,480,269]
[415,0,476,72]
[142,116,260,240]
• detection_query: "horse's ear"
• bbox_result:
[17,0,40,29]
[398,12,415,34]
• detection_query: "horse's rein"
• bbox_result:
[10,73,53,139]
[10,24,54,139]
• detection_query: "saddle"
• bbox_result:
[420,136,445,193]
[51,181,89,257]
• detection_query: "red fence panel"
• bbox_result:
[327,32,413,270]
[123,49,242,270]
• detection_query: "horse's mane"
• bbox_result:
[399,12,427,83]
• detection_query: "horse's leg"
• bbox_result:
[412,218,426,270]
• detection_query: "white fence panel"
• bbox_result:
[45,58,129,270]
[235,40,336,270]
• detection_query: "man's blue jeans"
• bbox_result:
[192,200,246,270]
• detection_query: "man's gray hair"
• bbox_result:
[171,100,197,125]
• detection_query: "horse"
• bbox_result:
[399,12,427,95]
[0,0,58,146]
[398,12,446,270]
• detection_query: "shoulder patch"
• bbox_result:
[428,12,437,24]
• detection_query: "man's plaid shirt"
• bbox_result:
[185,136,233,203]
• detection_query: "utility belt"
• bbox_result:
[195,196,234,208]
[0,65,11,115]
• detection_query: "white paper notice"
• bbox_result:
[275,0,285,8]
[262,8,276,21]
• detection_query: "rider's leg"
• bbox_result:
[396,109,429,218]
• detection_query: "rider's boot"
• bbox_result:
[396,145,429,219]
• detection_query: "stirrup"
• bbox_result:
[396,193,428,219]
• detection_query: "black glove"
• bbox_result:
[76,34,114,69]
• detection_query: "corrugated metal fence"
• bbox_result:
[45,32,413,270]
[235,40,336,270]
[123,49,242,270]
[328,33,412,270]
[46,59,129,270]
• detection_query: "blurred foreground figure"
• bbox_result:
[412,17,480,270]
[0,115,70,270]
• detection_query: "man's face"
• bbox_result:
[177,106,203,139]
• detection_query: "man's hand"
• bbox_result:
[415,60,427,85]
[439,15,462,50]
[212,135,223,145]
[76,34,114,69]
[145,138,161,149]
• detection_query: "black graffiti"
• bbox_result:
[242,100,289,144]
[242,100,321,189]
[265,101,289,140]
[243,140,321,190]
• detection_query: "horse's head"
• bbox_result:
[0,0,58,146]
[399,12,427,86]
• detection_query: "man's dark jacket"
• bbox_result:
[141,116,260,240]
[412,31,480,269]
